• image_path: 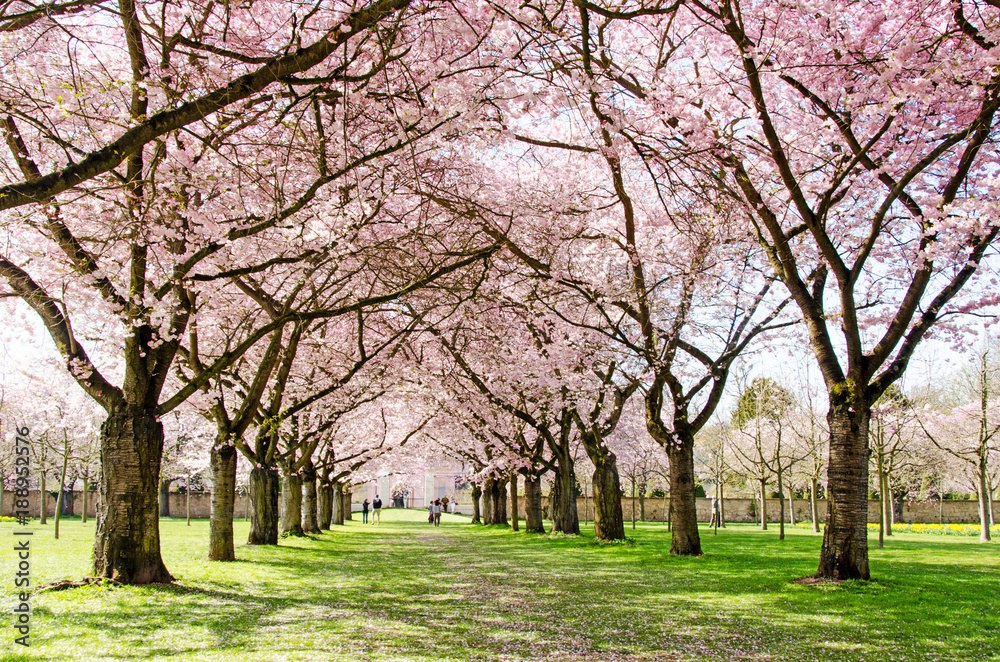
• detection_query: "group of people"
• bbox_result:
[427,498,457,525]
[361,496,382,524]
[428,499,444,526]
[359,494,459,526]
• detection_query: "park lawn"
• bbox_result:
[0,510,997,662]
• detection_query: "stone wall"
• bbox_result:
[520,495,996,525]
[3,490,993,524]
[1,490,240,519]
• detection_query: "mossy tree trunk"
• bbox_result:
[247,466,279,545]
[550,451,580,535]
[665,438,702,556]
[280,471,304,536]
[93,403,173,583]
[208,444,237,561]
[817,399,871,580]
[523,473,545,533]
[318,483,333,530]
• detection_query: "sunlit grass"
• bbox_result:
[1,510,997,661]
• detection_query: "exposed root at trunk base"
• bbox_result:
[794,573,879,587]
[279,530,314,540]
[38,577,124,592]
[793,575,841,586]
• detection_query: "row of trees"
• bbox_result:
[2,0,998,584]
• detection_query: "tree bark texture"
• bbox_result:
[510,472,519,532]
[159,478,171,517]
[344,488,353,521]
[481,477,494,525]
[489,477,508,525]
[817,401,871,580]
[247,466,279,545]
[93,405,173,584]
[470,483,482,524]
[280,472,304,536]
[333,482,345,526]
[978,455,992,542]
[318,484,333,530]
[667,439,701,556]
[208,444,237,561]
[759,479,768,530]
[591,456,626,541]
[301,464,320,534]
[523,475,545,533]
[550,457,580,534]
[810,478,820,532]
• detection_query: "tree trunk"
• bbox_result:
[667,439,701,556]
[482,477,494,524]
[631,476,636,531]
[491,477,508,524]
[333,482,345,526]
[280,471,303,536]
[159,478,172,518]
[470,483,482,524]
[510,471,519,532]
[301,463,319,534]
[40,470,47,524]
[787,486,795,526]
[550,456,580,535]
[318,484,333,530]
[816,400,871,581]
[759,479,768,530]
[877,459,886,549]
[777,466,785,541]
[54,451,68,540]
[892,486,903,530]
[80,476,90,524]
[810,477,820,532]
[208,444,237,561]
[639,484,646,522]
[592,457,625,541]
[344,487,353,520]
[882,472,893,538]
[247,466,279,545]
[719,481,726,528]
[523,474,545,533]
[81,469,89,524]
[978,455,992,542]
[93,405,173,584]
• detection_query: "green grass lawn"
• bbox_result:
[1,510,998,661]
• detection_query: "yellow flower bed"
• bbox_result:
[865,522,1000,536]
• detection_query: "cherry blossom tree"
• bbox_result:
[685,0,1000,579]
[1,0,507,582]
[918,342,1000,541]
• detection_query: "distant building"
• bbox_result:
[357,466,466,508]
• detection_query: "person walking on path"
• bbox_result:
[427,500,435,525]
[433,499,442,527]
[372,495,382,525]
[449,499,455,515]
[362,498,370,524]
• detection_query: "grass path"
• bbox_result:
[2,509,998,661]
